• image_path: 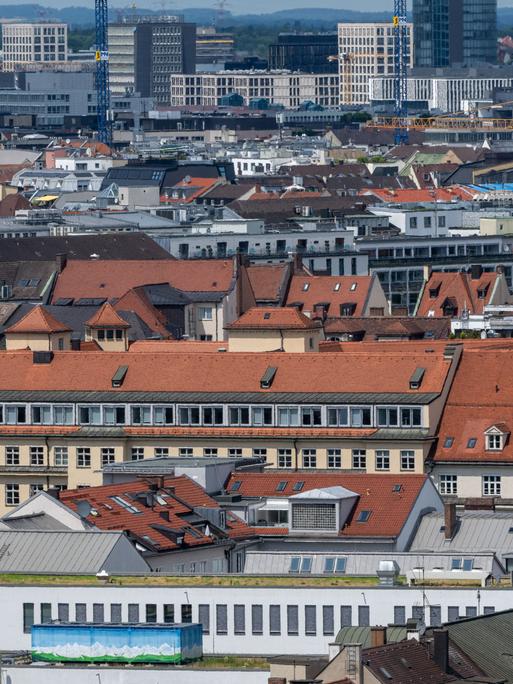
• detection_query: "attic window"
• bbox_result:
[350,283,357,291]
[467,438,477,448]
[409,367,425,390]
[260,366,277,389]
[393,484,403,492]
[444,436,454,448]
[263,312,271,319]
[486,434,503,451]
[379,667,393,680]
[293,481,304,492]
[340,302,357,317]
[302,282,310,291]
[231,481,241,492]
[276,480,288,492]
[333,283,341,292]
[357,510,371,523]
[110,495,141,514]
[111,365,128,388]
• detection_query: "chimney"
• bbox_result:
[444,502,457,539]
[432,629,449,674]
[70,337,81,351]
[55,253,67,273]
[370,626,387,647]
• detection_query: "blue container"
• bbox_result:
[31,623,203,664]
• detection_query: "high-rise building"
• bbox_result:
[108,16,196,104]
[1,23,67,72]
[196,26,235,70]
[337,22,413,105]
[268,33,338,74]
[413,0,497,68]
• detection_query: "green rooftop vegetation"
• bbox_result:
[187,656,269,670]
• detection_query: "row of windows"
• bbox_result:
[0,403,423,429]
[440,474,502,496]
[277,448,416,470]
[22,601,496,636]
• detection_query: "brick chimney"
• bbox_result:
[444,502,457,540]
[55,253,67,273]
[370,626,387,647]
[432,629,449,674]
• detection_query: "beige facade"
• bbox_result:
[481,217,513,236]
[337,22,413,105]
[1,23,67,72]
[228,327,323,352]
[5,330,72,351]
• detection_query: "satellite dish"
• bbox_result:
[76,500,92,518]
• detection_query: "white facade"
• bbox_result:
[370,74,513,113]
[369,205,461,237]
[54,157,114,173]
[0,583,508,655]
[337,22,413,105]
[170,72,339,108]
[1,23,67,72]
[108,23,137,96]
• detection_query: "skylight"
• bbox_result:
[357,510,371,523]
[293,481,304,492]
[110,495,141,514]
[350,282,357,291]
[302,282,310,291]
[333,283,341,292]
[467,438,477,448]
[444,436,454,448]
[276,481,288,492]
[231,481,242,492]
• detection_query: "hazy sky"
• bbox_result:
[7,0,513,11]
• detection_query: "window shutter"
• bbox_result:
[269,605,281,635]
[128,604,139,623]
[198,604,210,634]
[429,605,442,627]
[234,605,245,635]
[412,605,425,621]
[394,606,406,625]
[93,604,104,624]
[358,605,370,627]
[340,605,352,627]
[110,604,121,623]
[466,606,477,618]
[287,605,299,635]
[216,604,228,634]
[58,603,69,622]
[323,605,334,635]
[252,605,263,634]
[75,603,87,622]
[305,605,316,635]
[447,606,459,622]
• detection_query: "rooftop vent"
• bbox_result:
[260,366,277,389]
[444,344,459,360]
[33,351,53,365]
[377,559,399,586]
[111,365,128,388]
[409,367,425,390]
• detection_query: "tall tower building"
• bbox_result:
[337,22,413,105]
[413,0,497,68]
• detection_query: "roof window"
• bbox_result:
[302,282,310,291]
[350,282,357,291]
[276,480,288,492]
[231,481,241,492]
[467,438,477,448]
[333,283,341,292]
[110,495,141,514]
[260,366,277,389]
[263,312,271,319]
[357,510,371,523]
[409,367,425,390]
[444,436,454,448]
[293,481,304,492]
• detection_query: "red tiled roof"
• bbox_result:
[360,186,474,203]
[161,177,220,204]
[86,302,130,328]
[114,288,171,339]
[0,193,31,217]
[285,275,377,317]
[434,344,513,463]
[226,306,322,330]
[5,305,71,334]
[129,340,225,352]
[60,475,255,551]
[224,472,429,538]
[416,272,499,317]
[0,348,451,394]
[363,639,455,684]
[52,259,236,302]
[247,264,290,304]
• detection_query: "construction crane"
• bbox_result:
[393,0,409,144]
[95,0,112,146]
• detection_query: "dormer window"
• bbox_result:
[487,434,502,451]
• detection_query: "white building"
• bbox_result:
[337,22,413,105]
[1,23,67,72]
[170,71,339,108]
[369,204,463,237]
[108,23,137,96]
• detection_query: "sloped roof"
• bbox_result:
[286,275,376,317]
[247,264,291,304]
[323,316,450,340]
[224,473,431,538]
[363,639,456,684]
[0,193,31,217]
[5,305,71,334]
[0,530,148,574]
[114,288,171,338]
[361,186,474,203]
[86,302,130,329]
[226,306,321,330]
[416,272,499,317]
[60,475,254,552]
[290,485,358,500]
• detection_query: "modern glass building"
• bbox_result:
[413,0,497,68]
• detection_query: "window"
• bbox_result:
[229,407,250,425]
[78,406,101,425]
[375,450,390,470]
[101,448,115,466]
[444,437,454,448]
[5,446,19,466]
[31,405,52,425]
[302,449,317,468]
[251,406,273,426]
[323,605,334,635]
[278,449,292,468]
[54,405,73,425]
[5,484,19,506]
[131,447,144,461]
[30,484,44,497]
[53,446,68,467]
[327,449,341,468]
[350,407,372,427]
[440,474,457,495]
[110,496,140,514]
[181,604,192,623]
[377,407,398,427]
[234,604,245,635]
[352,449,366,469]
[179,406,200,425]
[127,604,139,622]
[153,406,173,425]
[131,406,152,425]
[483,475,501,496]
[146,604,157,623]
[290,556,312,573]
[4,405,26,424]
[77,448,91,468]
[93,604,104,624]
[23,603,34,633]
[103,406,125,426]
[110,604,122,623]
[58,603,70,622]
[301,407,322,426]
[278,407,299,427]
[202,407,223,425]
[203,448,218,457]
[269,605,281,635]
[486,434,502,451]
[198,604,209,633]
[199,307,213,320]
[467,438,477,449]
[400,450,415,471]
[400,407,422,427]
[305,605,316,635]
[154,447,169,458]
[327,407,349,427]
[41,603,52,624]
[251,605,263,635]
[179,447,193,457]
[357,510,372,523]
[29,446,44,466]
[228,448,243,457]
[324,557,347,574]
[252,448,267,459]
[216,604,227,634]
[287,605,299,635]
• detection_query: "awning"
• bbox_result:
[33,194,59,202]
[257,500,289,511]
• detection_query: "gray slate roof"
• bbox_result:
[410,510,513,564]
[0,530,149,574]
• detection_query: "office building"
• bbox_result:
[337,22,413,105]
[413,0,497,68]
[1,23,67,72]
[268,33,338,74]
[108,17,196,105]
[171,71,339,108]
[195,26,234,70]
